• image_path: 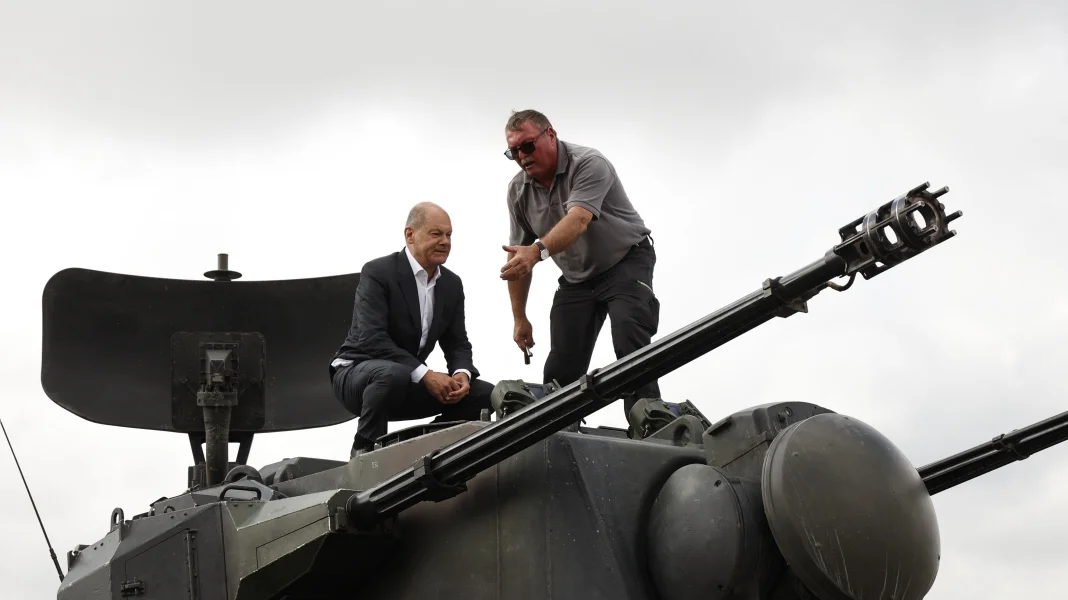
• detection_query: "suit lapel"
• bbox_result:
[396,250,421,338]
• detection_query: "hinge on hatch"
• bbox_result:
[120,579,145,596]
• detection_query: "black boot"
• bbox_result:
[350,434,373,458]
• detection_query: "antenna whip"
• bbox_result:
[1,418,64,582]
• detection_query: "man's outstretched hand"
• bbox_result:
[500,244,539,280]
[423,371,461,403]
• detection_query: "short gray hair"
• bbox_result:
[506,109,552,132]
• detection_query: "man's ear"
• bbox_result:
[403,226,414,244]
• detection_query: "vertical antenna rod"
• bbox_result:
[204,252,242,281]
[1,418,64,582]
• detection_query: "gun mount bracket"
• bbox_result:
[762,277,808,318]
[579,369,605,401]
[413,453,467,503]
[991,433,1030,460]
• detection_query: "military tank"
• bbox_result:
[27,183,1067,599]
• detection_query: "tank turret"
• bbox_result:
[27,183,1067,599]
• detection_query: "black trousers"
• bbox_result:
[331,359,494,449]
[543,239,661,415]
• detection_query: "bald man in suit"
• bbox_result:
[329,202,495,457]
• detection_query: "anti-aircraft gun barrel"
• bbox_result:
[919,408,1068,495]
[346,182,961,527]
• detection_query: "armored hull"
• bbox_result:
[57,422,705,600]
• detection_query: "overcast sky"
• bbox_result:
[2,1,1066,598]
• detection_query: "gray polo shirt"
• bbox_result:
[507,139,651,283]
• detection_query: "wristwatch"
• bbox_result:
[534,240,549,261]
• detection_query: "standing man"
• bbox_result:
[331,202,495,457]
[499,109,680,439]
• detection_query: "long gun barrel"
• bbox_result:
[919,409,1068,495]
[346,182,961,527]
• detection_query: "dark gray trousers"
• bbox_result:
[543,239,661,415]
[332,358,494,449]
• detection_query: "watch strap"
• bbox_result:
[534,240,548,261]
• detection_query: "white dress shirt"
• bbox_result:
[405,247,440,383]
[405,247,473,383]
[406,247,439,350]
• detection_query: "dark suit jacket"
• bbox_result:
[330,249,480,381]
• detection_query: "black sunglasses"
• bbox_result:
[504,129,548,160]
